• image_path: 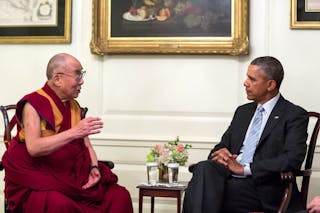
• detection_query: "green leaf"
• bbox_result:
[146,153,155,162]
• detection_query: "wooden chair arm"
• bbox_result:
[99,160,114,169]
[295,169,312,177]
[278,171,293,213]
[280,171,294,182]
[188,163,196,173]
[278,170,308,213]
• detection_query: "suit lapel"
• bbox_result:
[258,96,286,145]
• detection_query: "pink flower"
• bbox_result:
[154,144,162,151]
[160,149,166,156]
[177,144,184,152]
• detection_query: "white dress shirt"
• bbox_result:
[236,93,280,177]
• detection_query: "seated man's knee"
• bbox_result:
[194,160,213,172]
[108,185,131,203]
[195,160,229,178]
[103,184,133,213]
[46,191,81,212]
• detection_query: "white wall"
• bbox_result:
[0,1,320,212]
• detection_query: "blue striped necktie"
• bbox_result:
[239,106,265,164]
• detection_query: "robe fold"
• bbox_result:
[2,83,133,213]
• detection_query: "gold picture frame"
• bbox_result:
[291,0,320,29]
[91,0,249,55]
[0,0,72,44]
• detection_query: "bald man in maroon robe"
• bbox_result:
[2,53,133,213]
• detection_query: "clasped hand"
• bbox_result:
[211,148,244,175]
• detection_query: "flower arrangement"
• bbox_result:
[146,136,192,166]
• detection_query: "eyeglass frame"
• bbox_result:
[56,70,86,82]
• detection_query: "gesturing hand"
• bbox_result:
[74,117,103,138]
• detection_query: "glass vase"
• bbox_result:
[146,162,159,185]
[158,163,169,183]
[168,163,179,185]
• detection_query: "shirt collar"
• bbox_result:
[258,93,280,115]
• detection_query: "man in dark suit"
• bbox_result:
[183,56,309,213]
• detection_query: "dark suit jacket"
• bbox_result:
[209,95,309,212]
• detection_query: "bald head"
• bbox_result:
[46,53,80,80]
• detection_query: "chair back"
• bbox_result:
[0,105,18,149]
[300,111,320,207]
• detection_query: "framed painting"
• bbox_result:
[91,0,249,55]
[0,0,72,43]
[291,0,320,28]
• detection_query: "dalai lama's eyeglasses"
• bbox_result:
[57,70,86,82]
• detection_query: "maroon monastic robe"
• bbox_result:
[2,83,133,213]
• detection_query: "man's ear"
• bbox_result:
[51,74,62,87]
[267,79,277,91]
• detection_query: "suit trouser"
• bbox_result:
[182,160,263,213]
